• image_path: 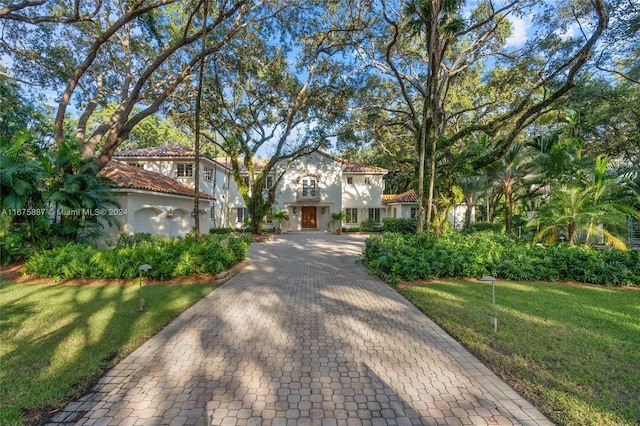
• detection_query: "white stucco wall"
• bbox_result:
[99,190,211,244]
[342,173,386,228]
[113,152,390,234]
[273,152,343,231]
[386,204,417,219]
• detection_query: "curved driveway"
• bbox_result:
[48,233,551,426]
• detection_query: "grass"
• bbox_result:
[0,279,217,425]
[399,281,640,426]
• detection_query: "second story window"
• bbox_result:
[347,177,353,185]
[203,167,213,181]
[364,177,371,185]
[302,177,316,197]
[177,163,193,177]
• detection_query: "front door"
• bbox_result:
[301,206,317,229]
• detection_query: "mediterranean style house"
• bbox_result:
[97,144,391,239]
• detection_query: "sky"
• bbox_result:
[506,14,530,47]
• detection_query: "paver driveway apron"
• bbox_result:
[48,233,552,426]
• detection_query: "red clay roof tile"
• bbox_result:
[382,189,417,204]
[99,161,215,200]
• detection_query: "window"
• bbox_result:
[265,175,274,189]
[302,177,316,197]
[346,177,353,185]
[236,207,249,223]
[210,204,215,220]
[364,177,371,185]
[177,163,193,177]
[410,207,418,219]
[344,208,358,224]
[243,175,250,187]
[264,208,273,223]
[203,167,213,181]
[368,208,381,223]
[130,162,144,169]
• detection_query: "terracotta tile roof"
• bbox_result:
[114,145,386,174]
[214,157,271,173]
[99,161,215,200]
[382,189,418,204]
[114,144,195,158]
[341,160,387,174]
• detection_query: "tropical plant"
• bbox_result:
[0,131,50,260]
[0,132,120,263]
[531,157,640,248]
[362,231,640,286]
[329,212,346,234]
[25,234,251,280]
[487,144,540,233]
[458,174,488,228]
[44,139,120,243]
[272,210,289,232]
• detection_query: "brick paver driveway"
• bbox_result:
[48,233,551,426]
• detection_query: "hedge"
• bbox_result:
[24,234,251,281]
[362,231,640,286]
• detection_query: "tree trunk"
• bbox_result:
[464,197,474,228]
[505,185,513,233]
[568,221,576,244]
[423,0,442,237]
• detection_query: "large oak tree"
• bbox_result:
[351,0,608,233]
[1,0,298,169]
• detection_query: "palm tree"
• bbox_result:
[272,209,289,234]
[531,157,639,249]
[488,144,540,233]
[458,174,488,228]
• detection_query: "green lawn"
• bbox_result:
[399,281,640,426]
[0,280,217,425]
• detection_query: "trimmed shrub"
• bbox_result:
[383,218,417,234]
[360,219,385,232]
[209,227,235,235]
[362,231,640,286]
[25,234,251,280]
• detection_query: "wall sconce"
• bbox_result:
[167,209,174,218]
[321,207,326,214]
[293,207,297,216]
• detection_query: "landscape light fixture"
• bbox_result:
[481,275,497,332]
[138,264,152,312]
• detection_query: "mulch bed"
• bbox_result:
[0,259,251,286]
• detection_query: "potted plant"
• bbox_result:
[273,209,289,234]
[329,212,345,235]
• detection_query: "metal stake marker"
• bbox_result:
[138,264,152,312]
[481,275,497,332]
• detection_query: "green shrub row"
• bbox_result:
[24,234,251,281]
[382,218,418,234]
[362,231,640,286]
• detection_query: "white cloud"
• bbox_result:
[556,22,578,41]
[506,15,530,48]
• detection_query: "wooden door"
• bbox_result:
[301,206,317,229]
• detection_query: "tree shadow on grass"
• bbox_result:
[46,234,546,425]
[0,278,214,425]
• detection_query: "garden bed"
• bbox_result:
[1,258,250,286]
